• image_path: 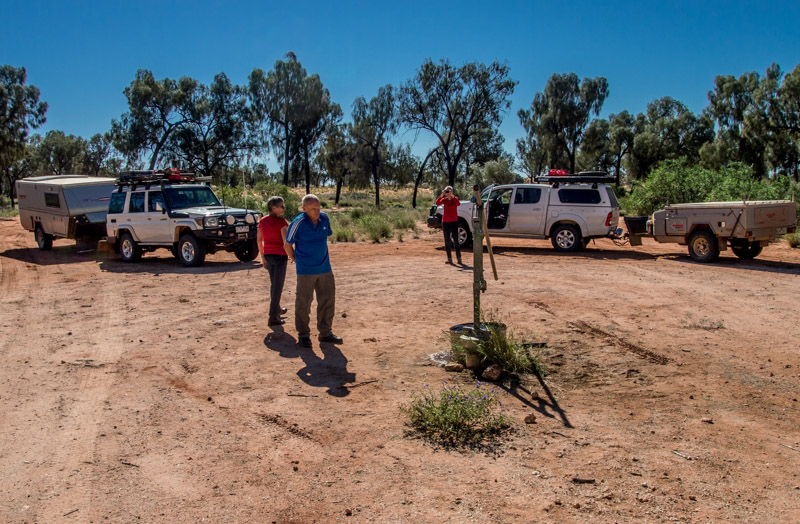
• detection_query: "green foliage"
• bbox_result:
[518,72,609,174]
[476,327,546,377]
[328,213,356,243]
[399,58,517,186]
[402,380,512,446]
[358,214,393,242]
[470,158,521,187]
[213,183,301,220]
[449,320,546,377]
[784,232,800,248]
[622,158,800,216]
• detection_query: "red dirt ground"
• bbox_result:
[1,216,799,522]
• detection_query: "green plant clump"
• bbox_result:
[784,231,800,248]
[450,322,546,377]
[402,380,511,446]
[622,158,800,217]
[477,327,546,376]
[358,214,393,242]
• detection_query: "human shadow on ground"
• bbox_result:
[263,326,356,397]
[498,370,573,429]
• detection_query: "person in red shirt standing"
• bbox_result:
[257,196,290,326]
[436,186,462,265]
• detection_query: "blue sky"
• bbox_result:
[2,0,799,165]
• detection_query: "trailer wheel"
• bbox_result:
[234,238,259,262]
[688,230,719,262]
[177,234,206,267]
[731,240,762,260]
[457,219,472,249]
[119,232,142,262]
[551,224,582,252]
[35,225,53,251]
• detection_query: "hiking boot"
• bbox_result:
[280,307,288,314]
[268,318,285,326]
[298,337,312,348]
[318,333,343,344]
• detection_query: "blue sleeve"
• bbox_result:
[286,215,303,244]
[324,213,333,237]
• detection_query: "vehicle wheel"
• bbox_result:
[234,238,259,262]
[688,230,719,262]
[35,225,53,251]
[551,224,582,252]
[118,232,142,262]
[457,219,472,249]
[731,240,762,260]
[177,234,206,267]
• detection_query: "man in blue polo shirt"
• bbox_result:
[284,194,342,348]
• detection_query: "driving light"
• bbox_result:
[245,213,255,224]
[225,215,235,226]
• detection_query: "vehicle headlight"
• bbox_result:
[226,215,236,226]
[203,216,219,228]
[245,213,255,224]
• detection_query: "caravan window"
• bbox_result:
[44,192,60,208]
[129,192,145,213]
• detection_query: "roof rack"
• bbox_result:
[115,168,210,187]
[535,170,615,184]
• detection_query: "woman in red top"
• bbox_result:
[435,185,462,265]
[257,196,290,326]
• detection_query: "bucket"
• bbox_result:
[624,216,648,235]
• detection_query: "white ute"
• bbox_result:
[427,173,621,251]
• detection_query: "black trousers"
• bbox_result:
[442,221,461,261]
[263,254,288,320]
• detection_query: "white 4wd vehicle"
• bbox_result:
[427,173,620,251]
[106,170,261,267]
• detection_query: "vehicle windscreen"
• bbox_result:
[165,187,221,209]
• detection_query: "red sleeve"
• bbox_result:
[435,197,445,205]
[453,197,460,206]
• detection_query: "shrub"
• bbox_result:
[785,232,800,248]
[358,214,392,242]
[622,158,800,217]
[450,320,546,377]
[402,380,512,446]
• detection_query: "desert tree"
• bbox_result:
[0,65,47,206]
[167,73,255,180]
[627,97,714,180]
[351,84,398,207]
[110,69,197,169]
[36,130,86,175]
[518,73,609,174]
[399,59,516,187]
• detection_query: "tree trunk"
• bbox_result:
[303,147,311,195]
[412,148,435,209]
[3,169,15,208]
[335,168,346,204]
[282,124,290,186]
[372,153,380,208]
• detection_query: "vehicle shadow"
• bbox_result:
[97,256,260,275]
[0,245,107,266]
[472,245,660,262]
[263,327,356,397]
[670,254,800,275]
